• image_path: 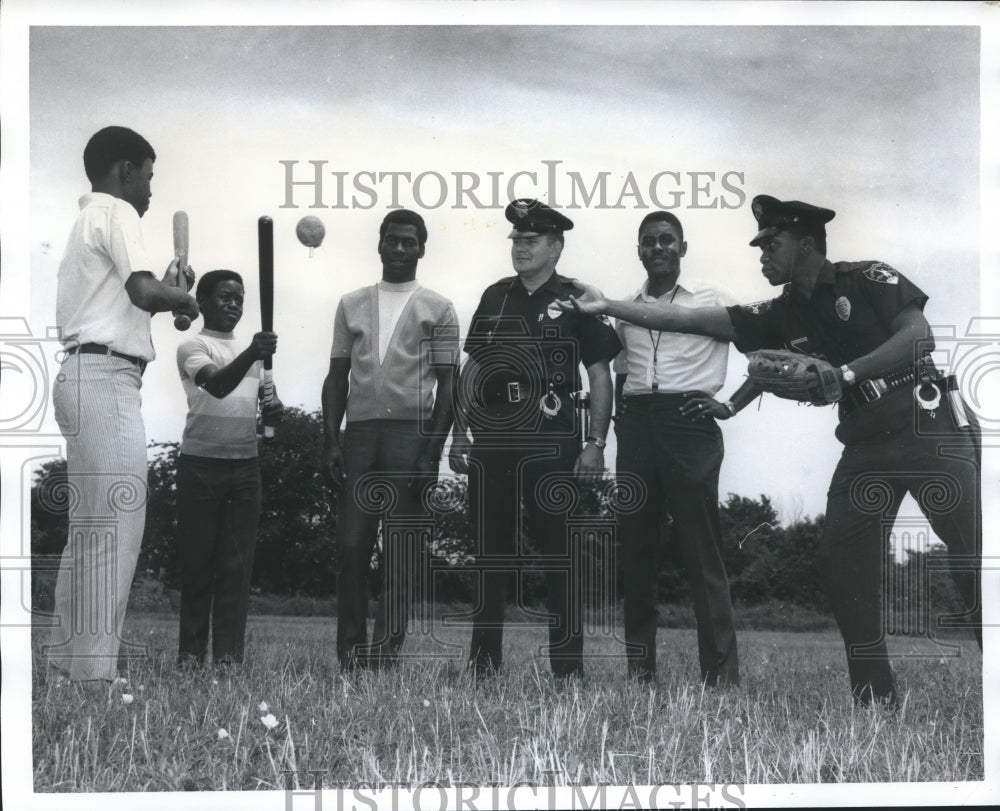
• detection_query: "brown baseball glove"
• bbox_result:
[746,349,843,406]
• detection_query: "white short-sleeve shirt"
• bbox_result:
[614,277,737,396]
[56,192,155,361]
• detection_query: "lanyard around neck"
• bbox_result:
[648,285,679,392]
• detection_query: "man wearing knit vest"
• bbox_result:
[322,210,459,671]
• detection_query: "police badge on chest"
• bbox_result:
[835,296,851,321]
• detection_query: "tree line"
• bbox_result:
[30,407,962,619]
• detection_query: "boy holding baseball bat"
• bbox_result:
[47,126,199,691]
[175,269,283,666]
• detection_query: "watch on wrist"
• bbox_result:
[840,364,856,385]
[723,400,736,417]
[585,435,607,450]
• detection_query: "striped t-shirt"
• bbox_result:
[177,329,261,458]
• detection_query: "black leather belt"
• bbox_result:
[478,380,573,407]
[622,393,690,404]
[66,343,147,374]
[841,367,920,415]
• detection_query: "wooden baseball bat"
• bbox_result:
[173,211,191,330]
[258,216,276,438]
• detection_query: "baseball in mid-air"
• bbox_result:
[295,215,326,257]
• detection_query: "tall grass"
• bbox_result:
[32,612,983,792]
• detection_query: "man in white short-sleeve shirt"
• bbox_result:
[47,126,199,689]
[613,211,755,687]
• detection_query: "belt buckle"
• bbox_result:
[507,382,523,403]
[858,379,883,403]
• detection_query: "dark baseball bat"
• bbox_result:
[258,216,276,438]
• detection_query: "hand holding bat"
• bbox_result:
[249,331,278,358]
[260,391,284,428]
[253,332,283,432]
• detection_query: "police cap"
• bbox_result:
[749,195,835,247]
[505,198,574,237]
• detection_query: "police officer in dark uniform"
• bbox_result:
[449,199,621,679]
[558,195,981,706]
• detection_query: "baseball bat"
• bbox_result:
[258,216,276,439]
[172,211,191,330]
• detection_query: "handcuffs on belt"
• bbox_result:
[540,382,561,419]
[844,360,970,429]
[914,370,971,428]
[493,380,563,419]
[914,372,942,418]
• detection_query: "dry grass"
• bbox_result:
[32,612,983,793]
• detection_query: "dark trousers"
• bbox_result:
[336,420,428,668]
[616,396,739,686]
[823,411,982,705]
[177,454,261,664]
[467,434,583,676]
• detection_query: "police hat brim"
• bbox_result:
[749,226,782,247]
[508,228,545,239]
[504,198,574,235]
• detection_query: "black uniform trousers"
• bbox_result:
[467,432,584,677]
[824,394,982,705]
[615,395,739,685]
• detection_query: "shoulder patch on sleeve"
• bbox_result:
[862,262,899,285]
[742,298,774,316]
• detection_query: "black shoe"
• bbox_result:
[703,673,739,689]
[853,691,900,712]
[552,666,584,684]
[339,649,369,673]
[176,653,205,670]
[468,659,499,683]
[627,663,655,683]
[367,652,400,672]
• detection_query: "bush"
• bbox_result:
[31,428,965,629]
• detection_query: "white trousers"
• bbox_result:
[46,353,148,681]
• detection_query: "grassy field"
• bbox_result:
[31,610,983,792]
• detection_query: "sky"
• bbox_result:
[2,2,1000,809]
[17,19,989,523]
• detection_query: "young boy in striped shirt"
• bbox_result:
[175,269,283,666]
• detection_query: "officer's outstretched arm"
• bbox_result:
[606,300,734,341]
[555,281,735,341]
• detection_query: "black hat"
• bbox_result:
[749,195,835,247]
[505,199,574,237]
